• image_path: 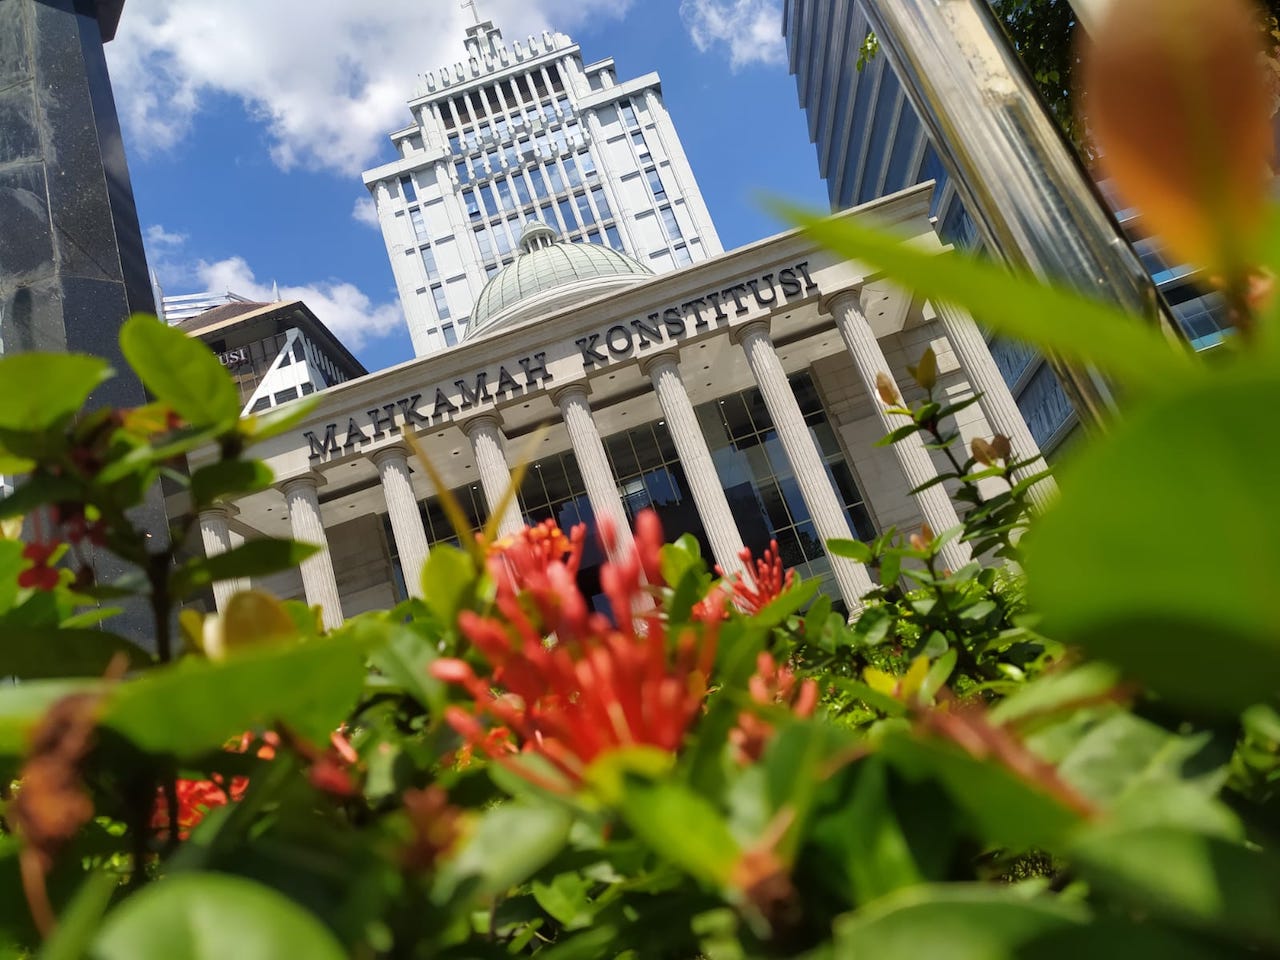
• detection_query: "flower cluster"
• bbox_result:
[730,652,820,764]
[432,511,726,790]
[151,731,279,839]
[719,540,795,615]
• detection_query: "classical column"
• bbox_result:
[929,300,1058,512]
[553,384,633,554]
[733,321,874,608]
[198,506,250,613]
[826,289,972,573]
[463,415,525,539]
[642,352,746,579]
[281,475,344,631]
[371,445,431,599]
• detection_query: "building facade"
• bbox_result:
[167,295,366,416]
[361,15,722,358]
[781,0,1231,456]
[193,186,1045,623]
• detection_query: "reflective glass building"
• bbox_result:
[782,0,1231,455]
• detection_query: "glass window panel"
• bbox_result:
[409,207,426,240]
[430,284,450,319]
[660,205,682,239]
[529,167,548,199]
[494,221,512,255]
[578,150,597,177]
[455,160,470,184]
[547,162,566,193]
[606,224,623,251]
[632,129,649,159]
[646,168,666,201]
[673,244,692,266]
[420,246,440,282]
[564,154,582,187]
[474,225,493,259]
[512,172,532,205]
[591,186,611,219]
[496,178,514,210]
[558,197,578,231]
[575,192,594,225]
[463,188,480,219]
[479,184,498,216]
[399,174,417,202]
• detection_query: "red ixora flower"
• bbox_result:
[718,540,795,616]
[729,652,819,765]
[151,731,279,840]
[18,542,60,591]
[432,510,726,791]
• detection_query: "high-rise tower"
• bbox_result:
[362,13,723,358]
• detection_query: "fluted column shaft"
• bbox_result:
[198,506,250,613]
[554,384,634,554]
[464,416,525,539]
[281,476,344,631]
[372,445,431,599]
[829,290,973,573]
[930,299,1058,512]
[735,322,873,609]
[643,353,746,579]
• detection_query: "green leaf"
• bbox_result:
[989,663,1122,727]
[835,757,923,904]
[0,354,112,431]
[531,873,595,929]
[876,424,921,447]
[89,872,345,960]
[0,474,82,521]
[833,884,1086,960]
[239,396,321,445]
[439,803,573,900]
[1026,366,1280,713]
[367,625,444,714]
[101,633,371,755]
[119,314,240,427]
[0,679,104,756]
[420,544,477,624]
[827,538,873,563]
[0,539,23,617]
[783,205,1196,392]
[0,628,152,679]
[618,779,742,888]
[38,871,119,960]
[171,539,318,597]
[189,460,274,508]
[1070,827,1280,948]
[881,730,1084,849]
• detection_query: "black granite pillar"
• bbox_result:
[1,0,169,644]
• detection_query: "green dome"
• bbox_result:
[464,222,652,342]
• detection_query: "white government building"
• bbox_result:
[361,13,722,357]
[194,183,1047,625]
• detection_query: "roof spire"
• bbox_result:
[461,0,482,26]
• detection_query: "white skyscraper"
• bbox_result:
[362,12,724,357]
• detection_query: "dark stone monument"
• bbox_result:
[1,0,169,644]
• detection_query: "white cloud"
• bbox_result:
[351,196,380,228]
[106,0,634,175]
[144,223,187,249]
[192,256,404,350]
[679,0,786,70]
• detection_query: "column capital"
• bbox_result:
[818,285,866,316]
[198,502,239,521]
[549,381,590,406]
[280,471,326,496]
[369,442,413,468]
[728,317,771,346]
[461,412,504,437]
[638,349,681,377]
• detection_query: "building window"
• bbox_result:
[619,98,638,129]
[578,150,597,178]
[274,387,299,404]
[659,205,682,240]
[632,130,649,160]
[672,244,692,267]
[479,184,498,216]
[494,221,513,255]
[513,172,532,206]
[448,133,462,154]
[293,338,305,361]
[558,197,578,231]
[251,396,271,413]
[409,207,426,241]
[299,382,315,396]
[564,154,582,187]
[605,224,624,251]
[547,162,566,194]
[474,224,493,259]
[463,188,480,220]
[455,160,469,184]
[420,246,440,283]
[575,191,595,226]
[645,167,666,201]
[1017,363,1075,449]
[399,174,417,203]
[529,167,548,199]
[591,186,612,220]
[430,283,451,319]
[442,322,458,347]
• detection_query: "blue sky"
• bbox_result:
[107,0,831,375]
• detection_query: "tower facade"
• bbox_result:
[362,15,723,358]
